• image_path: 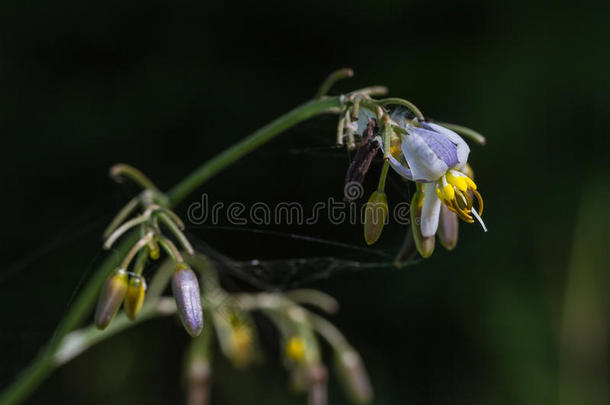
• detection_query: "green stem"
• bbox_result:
[377,160,390,192]
[0,232,138,405]
[315,68,353,99]
[167,97,340,205]
[110,164,163,196]
[0,96,343,405]
[377,98,424,121]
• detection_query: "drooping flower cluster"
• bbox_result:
[341,95,487,260]
[95,164,372,405]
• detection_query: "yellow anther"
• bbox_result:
[443,184,455,201]
[446,172,468,192]
[464,176,477,190]
[390,145,402,159]
[436,187,443,200]
[285,337,306,363]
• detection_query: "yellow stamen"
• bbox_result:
[443,184,455,201]
[446,172,468,192]
[464,176,477,190]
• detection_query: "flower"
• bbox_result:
[383,113,486,238]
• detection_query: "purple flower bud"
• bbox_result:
[437,205,459,250]
[172,267,203,337]
[95,268,128,330]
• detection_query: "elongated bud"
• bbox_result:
[307,364,328,405]
[410,191,435,258]
[438,205,459,250]
[124,275,147,320]
[364,190,388,245]
[172,266,203,337]
[394,229,417,268]
[95,268,128,329]
[230,325,253,368]
[334,349,373,404]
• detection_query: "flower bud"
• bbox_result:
[364,190,388,245]
[172,266,203,337]
[410,191,435,258]
[148,239,160,260]
[124,275,147,320]
[437,205,459,251]
[285,336,306,364]
[229,325,253,368]
[95,268,128,330]
[307,364,328,405]
[394,229,417,268]
[334,349,373,404]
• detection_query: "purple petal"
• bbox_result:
[411,125,459,168]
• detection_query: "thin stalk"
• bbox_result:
[102,197,140,239]
[167,97,341,205]
[54,298,177,366]
[315,68,354,99]
[284,289,339,314]
[377,98,424,121]
[0,95,342,405]
[110,164,163,196]
[157,212,194,255]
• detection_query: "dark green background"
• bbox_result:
[1,0,609,404]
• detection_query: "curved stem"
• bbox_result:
[167,97,341,205]
[377,97,424,121]
[54,298,176,366]
[110,164,163,195]
[284,289,339,314]
[315,68,354,99]
[0,95,342,405]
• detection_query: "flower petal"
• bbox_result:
[356,107,377,134]
[402,126,455,181]
[424,122,470,169]
[420,183,442,237]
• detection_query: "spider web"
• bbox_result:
[0,130,414,300]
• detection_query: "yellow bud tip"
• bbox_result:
[148,241,160,260]
[286,337,306,363]
[125,276,147,320]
